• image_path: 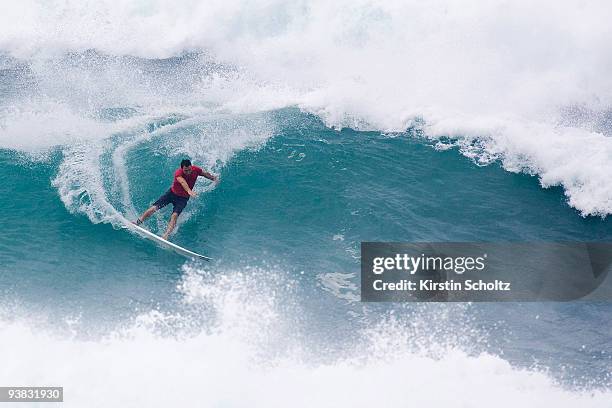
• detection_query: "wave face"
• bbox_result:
[1,1,612,406]
[2,0,612,214]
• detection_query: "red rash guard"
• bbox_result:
[171,165,203,198]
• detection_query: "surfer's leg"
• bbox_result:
[161,194,187,239]
[162,212,179,240]
[136,205,158,224]
[137,190,172,224]
[162,195,187,239]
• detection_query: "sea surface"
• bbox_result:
[0,1,611,406]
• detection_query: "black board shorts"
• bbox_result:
[153,189,189,215]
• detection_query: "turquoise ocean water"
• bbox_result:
[1,2,612,405]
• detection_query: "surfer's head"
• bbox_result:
[180,159,193,174]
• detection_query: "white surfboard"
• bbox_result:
[126,222,211,261]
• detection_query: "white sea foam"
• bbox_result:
[0,264,610,407]
[1,0,612,216]
[49,109,274,228]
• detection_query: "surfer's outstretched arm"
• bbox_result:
[198,168,218,182]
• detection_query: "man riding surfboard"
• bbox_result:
[134,159,218,240]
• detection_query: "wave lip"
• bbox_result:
[2,1,612,215]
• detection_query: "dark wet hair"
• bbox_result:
[180,159,192,168]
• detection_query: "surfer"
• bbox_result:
[134,159,218,240]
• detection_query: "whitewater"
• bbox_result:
[0,0,611,406]
[3,0,612,215]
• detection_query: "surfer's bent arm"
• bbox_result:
[176,177,197,197]
[199,169,218,182]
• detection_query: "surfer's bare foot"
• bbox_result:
[162,234,170,241]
